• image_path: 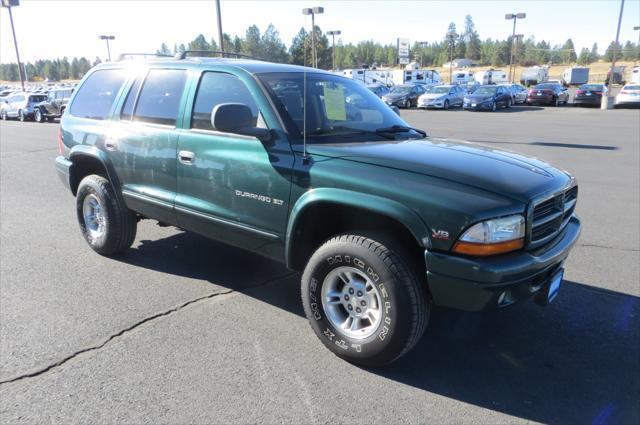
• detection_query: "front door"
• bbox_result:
[175,71,293,259]
[107,68,189,225]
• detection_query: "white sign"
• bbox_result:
[399,57,410,65]
[397,38,410,58]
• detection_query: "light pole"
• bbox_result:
[327,30,341,70]
[215,0,224,55]
[302,7,324,68]
[602,0,625,110]
[418,41,428,67]
[99,35,115,61]
[2,0,25,91]
[446,32,456,83]
[505,13,526,83]
[634,25,639,66]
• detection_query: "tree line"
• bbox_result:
[1,16,639,82]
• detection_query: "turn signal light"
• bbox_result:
[452,238,524,256]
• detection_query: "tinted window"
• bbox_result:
[133,69,187,126]
[70,69,126,120]
[120,78,142,120]
[191,72,258,130]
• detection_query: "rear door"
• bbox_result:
[175,70,293,259]
[107,68,189,224]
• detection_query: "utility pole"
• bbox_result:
[505,13,526,83]
[2,0,25,91]
[634,25,639,66]
[215,0,224,55]
[602,0,625,110]
[302,7,324,68]
[418,41,428,67]
[98,35,115,61]
[327,30,341,70]
[446,32,455,83]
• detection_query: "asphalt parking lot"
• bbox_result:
[1,106,639,424]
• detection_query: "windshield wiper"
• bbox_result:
[307,126,396,140]
[375,125,427,137]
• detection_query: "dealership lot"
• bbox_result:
[0,107,638,423]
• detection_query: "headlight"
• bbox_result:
[452,214,525,256]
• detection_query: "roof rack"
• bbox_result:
[175,50,263,61]
[117,53,173,61]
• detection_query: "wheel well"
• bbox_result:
[69,155,109,195]
[288,202,425,272]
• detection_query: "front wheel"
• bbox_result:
[443,100,449,110]
[76,175,137,255]
[34,108,45,123]
[403,99,410,109]
[491,101,497,112]
[506,98,512,109]
[301,234,429,367]
[554,97,559,107]
[18,110,25,122]
[0,110,6,120]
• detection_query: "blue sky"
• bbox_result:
[1,0,639,63]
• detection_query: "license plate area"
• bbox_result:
[535,268,564,306]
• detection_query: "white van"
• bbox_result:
[474,69,508,85]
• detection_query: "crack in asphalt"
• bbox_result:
[0,272,298,386]
[576,243,639,252]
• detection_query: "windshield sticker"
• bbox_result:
[323,84,347,121]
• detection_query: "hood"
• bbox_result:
[306,138,571,203]
[420,93,446,100]
[465,93,494,101]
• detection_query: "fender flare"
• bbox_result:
[285,188,431,268]
[68,145,126,207]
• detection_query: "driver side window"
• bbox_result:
[191,72,260,131]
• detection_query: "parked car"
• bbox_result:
[381,84,425,108]
[463,85,513,111]
[465,80,481,93]
[33,88,74,122]
[526,83,569,106]
[54,55,580,367]
[366,84,390,98]
[0,92,48,121]
[417,85,466,109]
[615,84,640,108]
[573,84,606,107]
[503,84,528,104]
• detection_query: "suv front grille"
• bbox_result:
[529,185,578,247]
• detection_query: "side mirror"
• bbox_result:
[211,103,272,143]
[390,105,400,115]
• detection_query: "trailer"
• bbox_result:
[562,67,589,86]
[474,69,508,85]
[520,66,549,86]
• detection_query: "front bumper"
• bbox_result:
[425,215,581,311]
[55,155,72,191]
[384,98,405,107]
[418,99,445,109]
[463,101,492,110]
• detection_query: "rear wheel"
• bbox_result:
[491,101,497,112]
[443,100,449,110]
[34,108,45,123]
[301,234,429,367]
[76,175,137,255]
[506,98,512,109]
[554,97,559,107]
[403,99,410,109]
[0,110,6,120]
[18,110,25,122]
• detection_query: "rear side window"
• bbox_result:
[133,69,187,126]
[191,72,258,130]
[70,69,126,120]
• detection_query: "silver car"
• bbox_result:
[417,85,466,109]
[0,92,47,121]
[503,84,528,104]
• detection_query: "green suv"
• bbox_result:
[55,54,581,366]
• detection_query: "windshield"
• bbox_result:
[258,72,421,144]
[28,95,47,103]
[473,86,497,95]
[430,86,450,94]
[390,86,411,94]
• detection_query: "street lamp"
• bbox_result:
[505,12,526,83]
[446,31,456,83]
[99,35,115,61]
[215,0,224,55]
[1,0,25,91]
[602,0,625,110]
[302,7,324,68]
[327,30,341,70]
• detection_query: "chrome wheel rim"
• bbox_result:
[82,194,106,239]
[321,266,383,340]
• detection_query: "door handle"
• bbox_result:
[178,150,195,164]
[105,139,118,151]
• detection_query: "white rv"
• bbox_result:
[391,69,441,85]
[520,66,549,86]
[339,69,394,86]
[631,67,640,84]
[452,70,474,84]
[474,69,508,85]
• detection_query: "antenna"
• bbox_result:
[302,17,308,161]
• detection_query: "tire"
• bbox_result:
[443,100,449,110]
[301,234,429,367]
[76,175,137,255]
[554,97,559,107]
[0,110,6,120]
[34,108,45,123]
[18,110,25,122]
[491,101,497,112]
[403,99,410,109]
[506,98,512,109]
